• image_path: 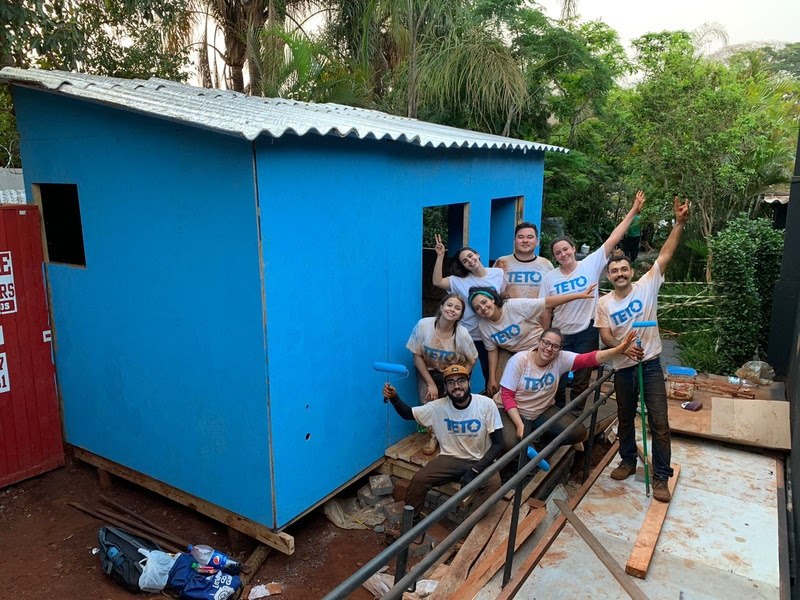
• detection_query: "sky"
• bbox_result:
[537,0,800,50]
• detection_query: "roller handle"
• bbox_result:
[631,321,657,328]
[526,447,551,471]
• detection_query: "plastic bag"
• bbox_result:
[362,567,394,597]
[361,568,439,600]
[323,497,386,530]
[735,361,775,386]
[138,548,177,592]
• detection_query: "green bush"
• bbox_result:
[709,215,784,373]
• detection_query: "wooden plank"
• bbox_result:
[625,463,681,579]
[240,544,271,586]
[97,468,113,491]
[503,446,569,502]
[495,440,620,600]
[710,397,791,451]
[775,456,790,600]
[452,507,547,600]
[428,500,509,600]
[475,503,531,570]
[555,499,650,600]
[386,433,426,460]
[73,447,295,555]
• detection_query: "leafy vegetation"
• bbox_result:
[1,1,797,374]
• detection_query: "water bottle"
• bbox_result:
[187,544,242,574]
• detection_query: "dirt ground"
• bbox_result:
[1,441,611,600]
[1,448,386,600]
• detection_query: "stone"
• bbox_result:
[357,484,380,507]
[373,525,385,533]
[369,474,394,496]
[383,501,407,524]
[393,479,410,502]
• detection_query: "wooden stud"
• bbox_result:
[428,500,509,600]
[240,544,272,586]
[555,499,650,600]
[97,468,113,491]
[775,455,790,600]
[495,440,620,600]
[73,447,295,555]
[451,506,546,600]
[625,463,681,579]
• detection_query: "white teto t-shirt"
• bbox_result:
[412,394,503,460]
[475,298,547,352]
[406,317,478,372]
[449,268,507,339]
[498,350,579,420]
[493,255,554,299]
[595,262,664,369]
[539,246,608,335]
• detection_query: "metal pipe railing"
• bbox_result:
[323,369,616,600]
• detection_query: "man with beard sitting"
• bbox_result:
[382,364,504,519]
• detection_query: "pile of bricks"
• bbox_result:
[423,489,470,524]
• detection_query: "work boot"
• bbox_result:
[423,433,439,456]
[653,479,671,502]
[610,462,637,480]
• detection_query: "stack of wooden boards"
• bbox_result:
[667,373,789,451]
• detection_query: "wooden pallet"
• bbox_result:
[73,447,296,555]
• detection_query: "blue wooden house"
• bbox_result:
[0,68,565,552]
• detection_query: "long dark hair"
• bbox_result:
[451,246,480,278]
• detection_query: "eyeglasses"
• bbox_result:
[539,339,562,351]
[445,377,468,387]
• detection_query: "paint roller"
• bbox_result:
[631,320,657,497]
[373,362,409,402]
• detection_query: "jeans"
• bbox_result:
[499,406,587,453]
[406,455,502,517]
[614,356,673,481]
[554,322,599,409]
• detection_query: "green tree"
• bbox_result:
[626,31,797,279]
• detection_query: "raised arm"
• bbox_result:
[599,326,643,362]
[382,383,416,421]
[602,191,645,256]
[543,283,597,309]
[655,197,690,273]
[432,234,451,290]
[595,331,638,364]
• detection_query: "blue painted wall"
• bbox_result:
[12,85,547,530]
[13,88,274,524]
[255,136,545,526]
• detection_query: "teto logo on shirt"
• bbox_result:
[445,418,482,436]
[506,271,542,284]
[423,346,456,361]
[554,275,588,294]
[523,373,556,392]
[490,324,521,345]
[609,299,644,326]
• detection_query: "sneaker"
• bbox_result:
[610,462,637,480]
[423,434,439,456]
[653,479,671,502]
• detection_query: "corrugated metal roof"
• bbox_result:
[0,68,567,155]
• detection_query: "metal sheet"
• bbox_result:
[516,435,780,598]
[0,206,63,488]
[0,68,568,155]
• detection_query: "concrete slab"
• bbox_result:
[513,436,780,599]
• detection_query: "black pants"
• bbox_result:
[554,323,599,409]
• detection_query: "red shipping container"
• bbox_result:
[0,205,63,487]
